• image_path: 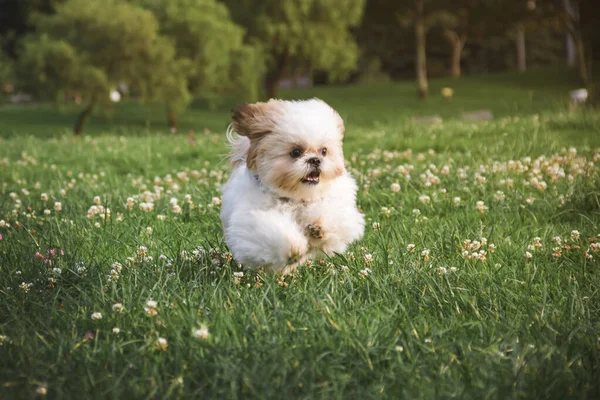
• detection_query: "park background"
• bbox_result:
[0,0,598,133]
[1,1,600,399]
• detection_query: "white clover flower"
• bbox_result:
[359,268,372,279]
[391,183,400,193]
[93,196,101,205]
[156,337,168,351]
[112,327,120,334]
[0,220,5,227]
[372,222,380,230]
[525,196,535,205]
[212,197,222,205]
[476,201,487,212]
[20,282,33,293]
[137,246,148,258]
[112,303,125,313]
[193,326,210,340]
[422,249,430,261]
[453,197,461,206]
[145,300,158,317]
[525,251,533,259]
[54,202,62,212]
[418,195,431,204]
[91,312,103,320]
[407,244,416,253]
[571,230,580,241]
[126,197,135,210]
[41,193,49,201]
[139,202,154,212]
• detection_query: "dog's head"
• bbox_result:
[232,98,346,200]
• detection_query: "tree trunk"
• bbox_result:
[264,52,289,99]
[73,102,95,135]
[516,23,526,72]
[564,0,577,67]
[574,34,589,86]
[415,0,428,99]
[167,104,177,132]
[444,30,467,78]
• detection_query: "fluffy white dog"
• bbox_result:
[220,98,364,274]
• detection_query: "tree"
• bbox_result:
[397,0,458,98]
[432,0,496,78]
[17,0,185,135]
[442,12,468,78]
[222,0,365,98]
[135,0,262,130]
[558,0,591,85]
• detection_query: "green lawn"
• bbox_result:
[1,69,600,399]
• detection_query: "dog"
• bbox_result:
[220,98,364,274]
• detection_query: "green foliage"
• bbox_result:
[224,0,365,94]
[16,0,187,131]
[136,0,262,104]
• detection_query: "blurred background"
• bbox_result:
[0,0,598,134]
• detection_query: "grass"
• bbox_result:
[1,68,600,399]
[0,66,582,138]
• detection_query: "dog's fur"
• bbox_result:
[220,98,364,274]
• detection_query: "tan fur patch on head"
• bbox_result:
[231,100,282,140]
[269,162,300,192]
[232,100,284,170]
[246,139,262,170]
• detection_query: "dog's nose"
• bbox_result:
[307,157,321,167]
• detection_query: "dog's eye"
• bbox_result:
[321,148,327,156]
[290,148,303,158]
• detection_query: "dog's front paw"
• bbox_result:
[306,224,323,240]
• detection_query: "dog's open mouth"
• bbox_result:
[301,170,320,185]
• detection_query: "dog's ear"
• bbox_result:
[232,101,280,140]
